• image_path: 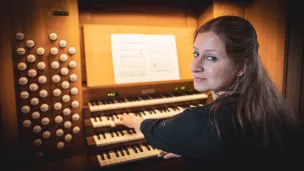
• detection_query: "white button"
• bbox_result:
[35,152,43,158]
[20,91,29,99]
[41,117,50,125]
[18,62,27,71]
[18,77,28,85]
[33,125,42,133]
[51,61,60,69]
[62,95,70,103]
[32,111,40,119]
[59,40,67,48]
[34,139,42,146]
[71,100,79,108]
[42,131,51,139]
[73,126,80,134]
[36,47,45,55]
[22,120,31,127]
[54,102,62,110]
[15,32,24,40]
[21,105,30,113]
[69,74,77,82]
[27,54,36,62]
[68,47,76,55]
[70,87,78,95]
[40,104,49,112]
[30,98,39,106]
[49,32,58,41]
[56,129,64,136]
[39,89,48,98]
[60,54,68,62]
[54,116,63,124]
[37,62,46,70]
[57,142,64,149]
[60,67,69,75]
[29,83,38,91]
[52,75,61,83]
[61,81,70,89]
[50,47,59,55]
[26,40,35,48]
[68,61,77,68]
[63,108,71,116]
[64,134,72,142]
[64,121,72,128]
[53,88,61,96]
[16,48,26,55]
[28,69,37,77]
[38,75,47,84]
[72,113,80,121]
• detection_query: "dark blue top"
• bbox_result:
[140,99,304,171]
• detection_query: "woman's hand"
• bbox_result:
[158,150,182,159]
[115,113,143,130]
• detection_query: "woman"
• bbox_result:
[115,16,304,170]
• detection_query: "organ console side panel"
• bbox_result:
[244,0,286,93]
[0,0,19,164]
[8,0,84,162]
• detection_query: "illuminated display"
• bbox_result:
[107,92,118,97]
[175,86,186,91]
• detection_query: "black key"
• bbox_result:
[119,149,125,156]
[102,133,106,139]
[119,130,124,136]
[136,144,143,152]
[114,149,119,157]
[126,129,132,134]
[100,153,105,160]
[105,152,111,159]
[131,146,138,153]
[123,147,130,155]
[110,132,114,137]
[145,144,151,151]
[96,134,101,140]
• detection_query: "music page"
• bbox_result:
[111,34,180,84]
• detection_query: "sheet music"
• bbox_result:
[111,34,180,84]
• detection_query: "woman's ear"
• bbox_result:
[237,64,246,77]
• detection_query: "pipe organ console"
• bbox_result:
[83,81,212,170]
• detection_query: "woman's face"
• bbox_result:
[191,32,240,93]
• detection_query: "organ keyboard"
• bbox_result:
[83,80,213,169]
[89,103,204,129]
[88,91,208,112]
[96,143,160,167]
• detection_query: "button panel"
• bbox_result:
[13,31,82,160]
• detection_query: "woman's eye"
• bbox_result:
[193,52,199,58]
[207,56,217,61]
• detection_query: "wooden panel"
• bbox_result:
[213,1,246,17]
[197,5,213,27]
[284,0,304,117]
[79,6,197,84]
[0,0,19,163]
[8,0,84,161]
[83,24,196,87]
[245,0,286,93]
